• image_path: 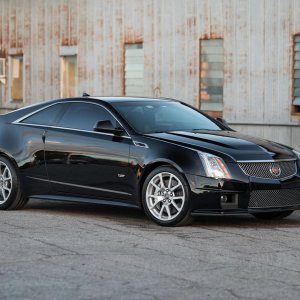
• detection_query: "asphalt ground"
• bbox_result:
[0,199,300,300]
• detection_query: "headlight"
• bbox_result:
[198,152,231,179]
[292,149,300,160]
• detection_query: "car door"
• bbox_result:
[15,102,69,194]
[44,101,132,201]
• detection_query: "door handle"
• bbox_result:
[42,130,47,143]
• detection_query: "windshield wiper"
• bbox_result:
[191,129,220,132]
[148,130,176,134]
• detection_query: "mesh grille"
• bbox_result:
[238,161,297,179]
[249,189,300,208]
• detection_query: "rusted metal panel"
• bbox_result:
[1,0,300,145]
[231,124,292,147]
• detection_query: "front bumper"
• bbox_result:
[186,172,300,215]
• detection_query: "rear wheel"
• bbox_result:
[0,156,28,210]
[251,210,294,220]
[142,166,193,226]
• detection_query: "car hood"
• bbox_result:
[145,130,295,162]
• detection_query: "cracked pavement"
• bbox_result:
[1,200,300,300]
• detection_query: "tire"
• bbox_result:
[0,156,28,210]
[251,210,294,220]
[142,166,194,226]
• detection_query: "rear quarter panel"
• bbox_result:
[0,117,49,195]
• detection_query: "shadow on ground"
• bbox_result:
[25,198,300,229]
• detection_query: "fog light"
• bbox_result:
[220,194,238,209]
[221,195,228,203]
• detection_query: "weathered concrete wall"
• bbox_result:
[0,0,300,147]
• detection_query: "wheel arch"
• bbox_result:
[0,149,18,169]
[138,159,189,207]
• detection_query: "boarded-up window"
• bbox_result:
[10,56,23,101]
[124,43,144,96]
[60,55,77,98]
[200,39,224,112]
[293,35,300,111]
[0,58,5,77]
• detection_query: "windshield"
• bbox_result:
[112,101,223,134]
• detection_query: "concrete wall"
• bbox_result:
[0,0,300,147]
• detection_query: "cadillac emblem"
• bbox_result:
[270,164,281,176]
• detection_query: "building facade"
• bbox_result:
[0,0,300,148]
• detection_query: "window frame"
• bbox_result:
[9,54,25,102]
[60,54,78,98]
[122,41,144,96]
[199,37,224,118]
[0,58,5,78]
[292,34,300,115]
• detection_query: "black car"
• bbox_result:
[0,96,300,226]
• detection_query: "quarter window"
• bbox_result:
[200,39,224,113]
[21,103,68,126]
[124,43,144,96]
[57,103,118,131]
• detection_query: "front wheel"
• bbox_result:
[251,210,294,220]
[142,166,193,226]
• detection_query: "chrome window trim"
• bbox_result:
[12,100,132,139]
[15,122,132,139]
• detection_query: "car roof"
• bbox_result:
[1,96,179,121]
[85,96,177,103]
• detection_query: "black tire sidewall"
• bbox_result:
[142,166,192,226]
[0,156,20,210]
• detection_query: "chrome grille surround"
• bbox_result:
[249,189,300,208]
[238,160,297,179]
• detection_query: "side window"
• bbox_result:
[21,103,67,126]
[57,103,117,131]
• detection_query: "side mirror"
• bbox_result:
[216,117,230,128]
[94,120,124,135]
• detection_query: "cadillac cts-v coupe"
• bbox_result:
[0,96,300,226]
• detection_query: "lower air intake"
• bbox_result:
[249,189,300,208]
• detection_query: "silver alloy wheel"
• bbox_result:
[145,172,185,221]
[0,161,13,205]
